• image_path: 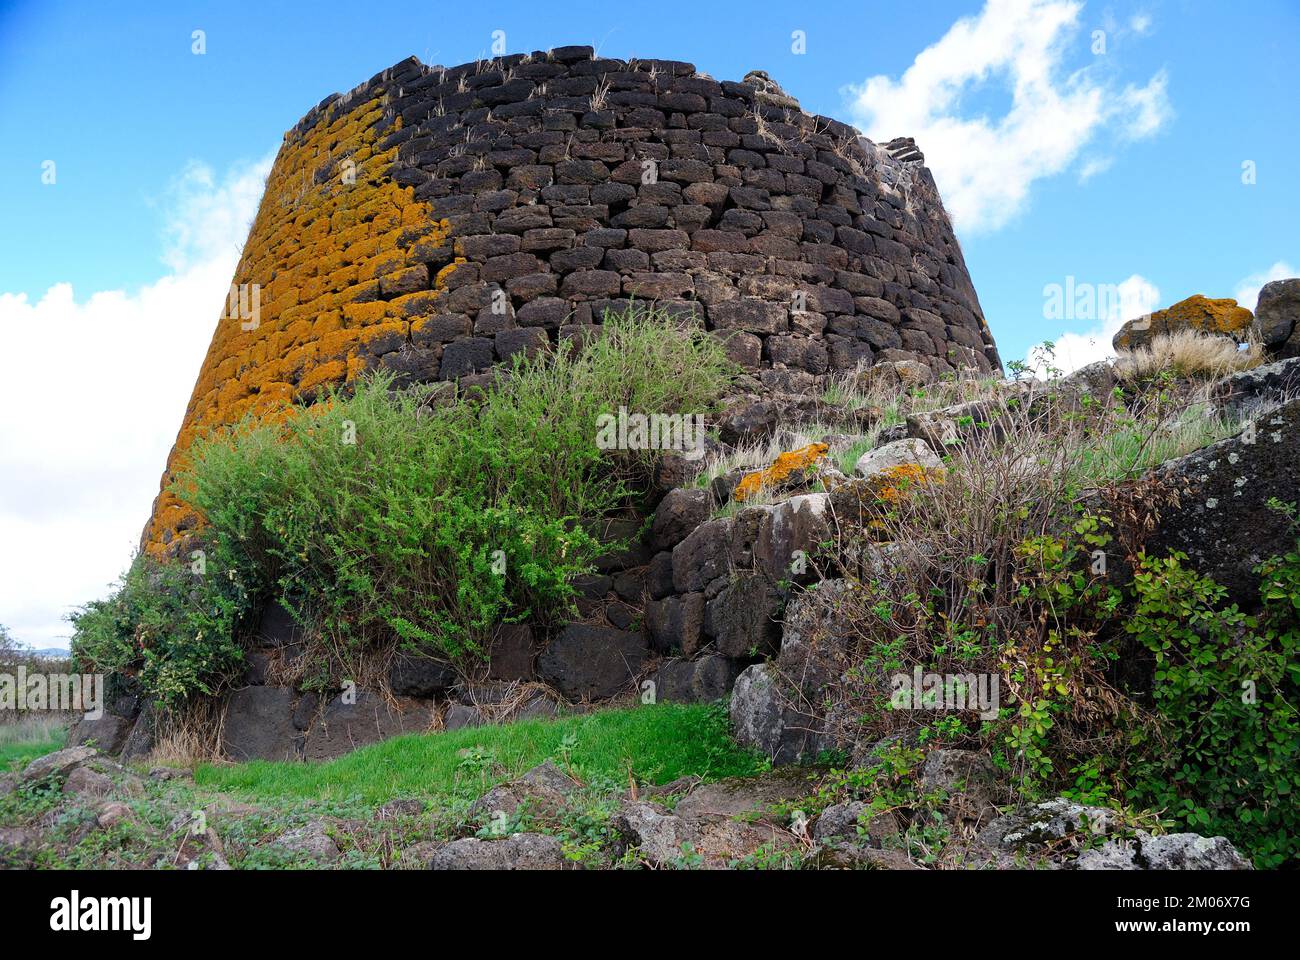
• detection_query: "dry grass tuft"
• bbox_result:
[1115,330,1263,382]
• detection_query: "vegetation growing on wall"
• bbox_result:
[72,313,734,705]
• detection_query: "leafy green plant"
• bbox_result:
[71,311,732,705]
[1122,549,1300,868]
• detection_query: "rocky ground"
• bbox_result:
[0,743,1251,870]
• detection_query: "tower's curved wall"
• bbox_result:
[144,48,998,554]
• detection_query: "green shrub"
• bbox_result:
[1122,549,1300,868]
[68,550,251,706]
[73,311,732,704]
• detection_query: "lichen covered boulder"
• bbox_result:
[1112,294,1253,351]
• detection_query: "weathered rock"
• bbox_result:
[1058,360,1117,399]
[672,518,734,594]
[538,623,648,700]
[66,713,132,756]
[1211,355,1300,415]
[222,686,299,762]
[645,592,705,655]
[488,624,536,681]
[1251,277,1300,353]
[443,703,482,730]
[306,691,435,761]
[20,745,97,783]
[729,663,831,765]
[649,488,711,552]
[1113,294,1253,351]
[813,802,902,847]
[1148,396,1300,605]
[273,821,341,864]
[95,802,133,829]
[1137,833,1252,870]
[673,768,817,822]
[775,579,857,699]
[718,400,779,445]
[468,760,578,823]
[394,840,442,870]
[63,766,113,798]
[119,704,155,762]
[753,493,831,584]
[650,650,743,702]
[612,801,697,864]
[429,833,569,870]
[854,437,944,479]
[920,749,998,828]
[705,573,782,658]
[389,652,457,697]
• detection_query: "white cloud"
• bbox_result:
[1032,273,1162,373]
[1234,261,1297,312]
[0,153,273,650]
[846,0,1171,233]
[1130,13,1153,36]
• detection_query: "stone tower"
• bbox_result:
[143,48,997,555]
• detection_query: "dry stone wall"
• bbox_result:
[144,47,998,555]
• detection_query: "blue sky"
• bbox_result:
[1,0,1298,647]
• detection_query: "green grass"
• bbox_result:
[0,721,67,771]
[195,703,765,804]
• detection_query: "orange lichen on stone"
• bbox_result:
[867,462,945,503]
[1112,294,1254,351]
[141,87,456,556]
[733,443,829,502]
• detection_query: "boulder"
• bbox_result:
[1250,278,1300,354]
[920,749,999,828]
[705,573,782,658]
[611,801,697,864]
[1148,396,1300,605]
[388,652,457,697]
[119,705,155,762]
[1058,360,1117,399]
[1112,294,1253,351]
[649,488,711,552]
[272,821,341,864]
[66,712,132,756]
[489,624,536,681]
[645,592,705,655]
[429,833,569,870]
[854,437,944,479]
[1137,833,1252,870]
[63,766,113,798]
[648,655,741,704]
[729,663,832,765]
[20,745,97,783]
[753,493,831,584]
[221,686,299,762]
[468,760,577,823]
[671,518,734,594]
[813,801,901,846]
[305,691,435,761]
[1211,355,1300,416]
[537,624,648,701]
[775,579,857,698]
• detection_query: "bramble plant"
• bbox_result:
[70,311,733,705]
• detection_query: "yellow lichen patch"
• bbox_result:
[734,443,829,503]
[142,87,457,555]
[1113,294,1254,351]
[867,462,945,504]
